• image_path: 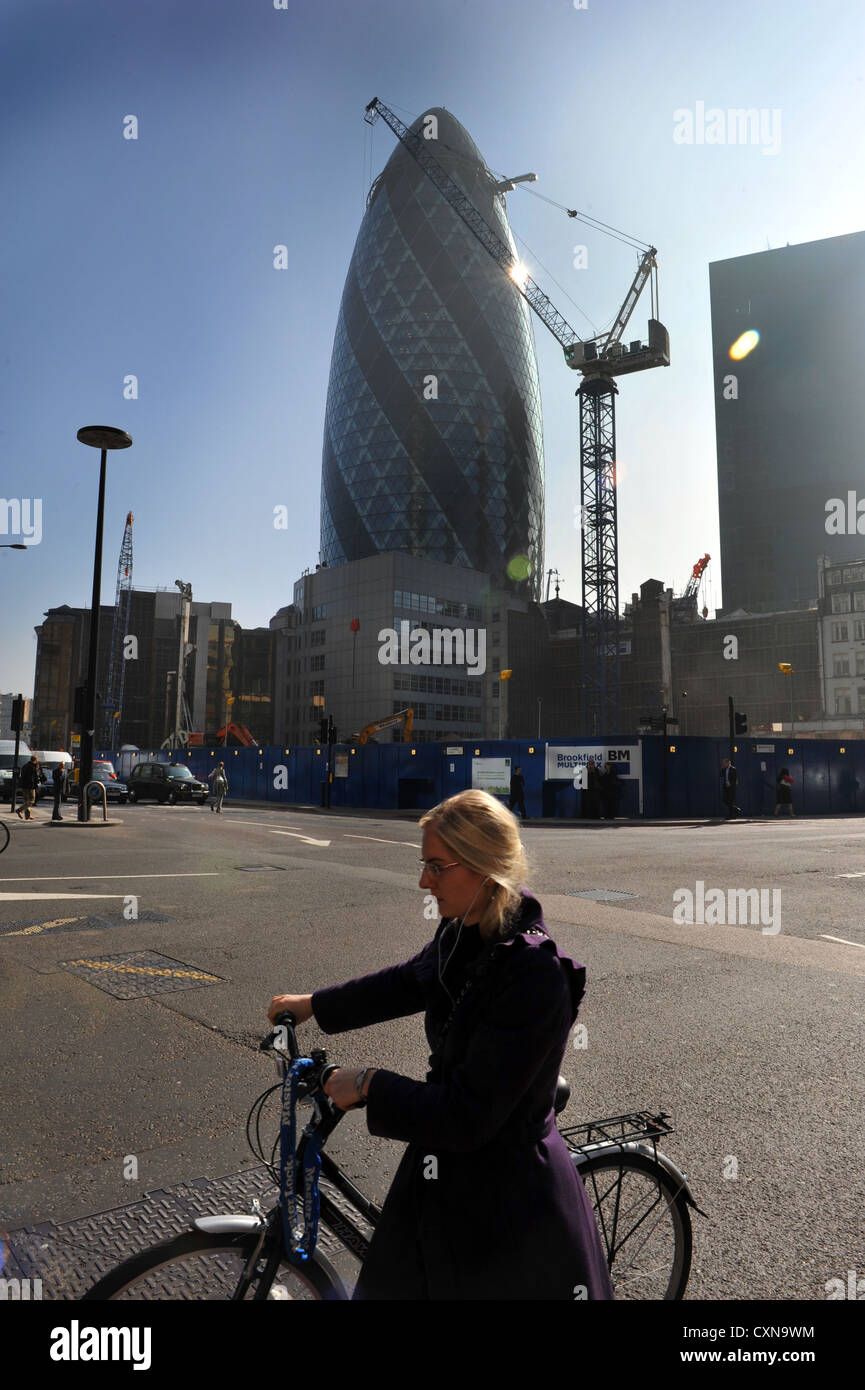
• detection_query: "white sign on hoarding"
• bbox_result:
[471,756,511,796]
[445,746,463,755]
[546,744,643,814]
[334,753,349,779]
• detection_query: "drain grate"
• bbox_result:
[58,950,225,999]
[0,910,172,940]
[565,889,638,902]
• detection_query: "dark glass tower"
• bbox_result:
[711,231,865,614]
[320,107,544,597]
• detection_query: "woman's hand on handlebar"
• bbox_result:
[268,993,314,1026]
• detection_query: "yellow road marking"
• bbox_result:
[2,917,83,938]
[66,959,221,981]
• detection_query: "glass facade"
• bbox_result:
[320,107,544,598]
[710,231,865,615]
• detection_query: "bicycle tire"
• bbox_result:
[578,1149,692,1300]
[80,1227,344,1301]
[0,821,9,854]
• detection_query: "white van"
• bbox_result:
[0,739,33,799]
[32,750,74,800]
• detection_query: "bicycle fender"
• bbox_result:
[571,1141,708,1218]
[193,1214,265,1235]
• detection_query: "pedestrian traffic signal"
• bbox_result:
[734,711,748,735]
[327,716,337,746]
[318,717,328,745]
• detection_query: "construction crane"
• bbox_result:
[99,512,134,749]
[353,708,415,745]
[363,98,670,734]
[672,553,710,622]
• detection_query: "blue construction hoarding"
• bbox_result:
[101,737,865,819]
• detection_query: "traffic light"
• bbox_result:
[327,715,337,746]
[10,695,24,732]
[318,717,328,745]
[734,711,748,735]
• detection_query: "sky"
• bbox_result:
[2,0,864,697]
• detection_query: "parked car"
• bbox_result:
[80,766,129,805]
[127,762,209,805]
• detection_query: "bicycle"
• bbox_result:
[81,1012,705,1301]
[0,818,10,853]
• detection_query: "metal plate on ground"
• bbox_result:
[58,950,225,999]
[234,865,286,872]
[0,910,173,940]
[565,889,638,901]
[4,1166,359,1300]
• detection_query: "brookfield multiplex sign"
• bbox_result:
[545,745,643,809]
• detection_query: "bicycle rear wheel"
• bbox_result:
[579,1150,692,1299]
[81,1228,344,1301]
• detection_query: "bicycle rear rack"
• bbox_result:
[560,1110,673,1156]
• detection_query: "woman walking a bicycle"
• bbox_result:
[269,788,614,1301]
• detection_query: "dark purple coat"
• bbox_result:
[312,891,614,1300]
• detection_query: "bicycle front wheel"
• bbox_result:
[81,1228,344,1301]
[579,1150,692,1299]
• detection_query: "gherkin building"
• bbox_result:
[320,106,545,597]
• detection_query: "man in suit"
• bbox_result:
[720,758,740,818]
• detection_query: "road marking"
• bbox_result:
[344,834,420,847]
[2,917,83,938]
[66,959,221,981]
[269,830,331,847]
[0,892,126,902]
[0,873,222,882]
[836,872,865,878]
[820,934,865,949]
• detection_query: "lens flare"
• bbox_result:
[506,554,532,581]
[729,329,760,360]
[509,260,530,289]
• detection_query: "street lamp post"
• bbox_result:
[76,426,132,820]
[537,697,542,739]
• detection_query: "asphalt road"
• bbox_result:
[1,801,864,1300]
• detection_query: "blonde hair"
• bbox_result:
[419,789,530,937]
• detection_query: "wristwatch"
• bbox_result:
[354,1067,372,1107]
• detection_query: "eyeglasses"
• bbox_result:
[418,860,460,879]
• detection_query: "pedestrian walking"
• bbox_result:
[720,758,740,818]
[17,755,44,820]
[208,761,228,813]
[268,788,614,1301]
[774,767,795,817]
[51,761,67,821]
[599,762,619,820]
[508,764,528,819]
[583,759,601,818]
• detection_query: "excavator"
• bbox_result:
[187,723,259,748]
[353,709,414,745]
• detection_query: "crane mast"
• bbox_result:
[364,97,670,734]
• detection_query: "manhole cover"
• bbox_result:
[565,889,638,902]
[0,910,172,940]
[58,950,225,999]
[234,866,286,872]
